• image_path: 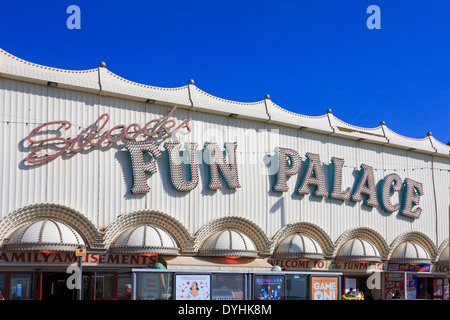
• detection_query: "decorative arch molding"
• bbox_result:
[436,238,449,265]
[104,210,195,253]
[332,227,389,260]
[271,222,333,257]
[194,216,271,255]
[0,203,103,249]
[388,231,438,262]
[437,238,449,257]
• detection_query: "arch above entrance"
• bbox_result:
[0,203,102,250]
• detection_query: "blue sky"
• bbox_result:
[1,1,449,144]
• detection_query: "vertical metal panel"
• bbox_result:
[229,118,271,236]
[382,145,410,245]
[96,96,166,227]
[44,87,100,225]
[406,152,437,243]
[357,141,386,240]
[186,111,231,233]
[265,125,299,238]
[433,156,450,247]
[0,78,48,218]
[327,135,360,242]
[299,131,333,237]
[0,76,448,255]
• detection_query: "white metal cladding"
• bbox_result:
[434,157,450,245]
[0,49,449,259]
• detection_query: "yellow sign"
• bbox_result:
[75,248,86,257]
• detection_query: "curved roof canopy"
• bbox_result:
[6,219,85,252]
[437,246,449,266]
[336,238,381,262]
[390,241,431,264]
[111,224,179,255]
[274,233,324,259]
[198,229,258,258]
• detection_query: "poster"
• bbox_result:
[406,275,417,299]
[433,279,443,299]
[310,277,339,300]
[444,279,449,300]
[137,273,172,300]
[175,274,210,300]
[384,273,404,299]
[254,275,284,300]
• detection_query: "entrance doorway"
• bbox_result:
[41,273,76,300]
[343,276,369,293]
[342,275,375,298]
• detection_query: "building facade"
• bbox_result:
[0,49,448,300]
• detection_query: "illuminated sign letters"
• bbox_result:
[26,106,191,165]
[298,152,329,197]
[272,148,424,219]
[25,108,424,219]
[164,142,200,192]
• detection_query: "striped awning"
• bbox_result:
[390,241,431,264]
[110,224,179,255]
[335,238,381,262]
[5,219,85,252]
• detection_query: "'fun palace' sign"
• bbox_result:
[25,107,424,219]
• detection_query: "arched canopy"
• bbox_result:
[274,233,324,259]
[5,219,85,252]
[437,246,449,266]
[194,216,271,255]
[0,203,103,250]
[198,229,258,258]
[110,224,179,255]
[390,241,431,264]
[388,231,437,263]
[333,227,389,260]
[335,238,382,262]
[104,210,195,253]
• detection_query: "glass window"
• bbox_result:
[117,273,133,300]
[136,272,173,300]
[10,273,34,300]
[212,273,245,300]
[95,274,115,299]
[82,274,95,300]
[82,273,116,300]
[286,274,307,300]
[253,275,284,300]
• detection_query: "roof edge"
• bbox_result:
[1,48,448,158]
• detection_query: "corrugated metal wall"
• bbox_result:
[1,77,449,248]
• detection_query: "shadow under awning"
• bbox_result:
[161,256,274,271]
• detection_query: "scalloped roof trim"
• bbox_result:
[0,48,448,157]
